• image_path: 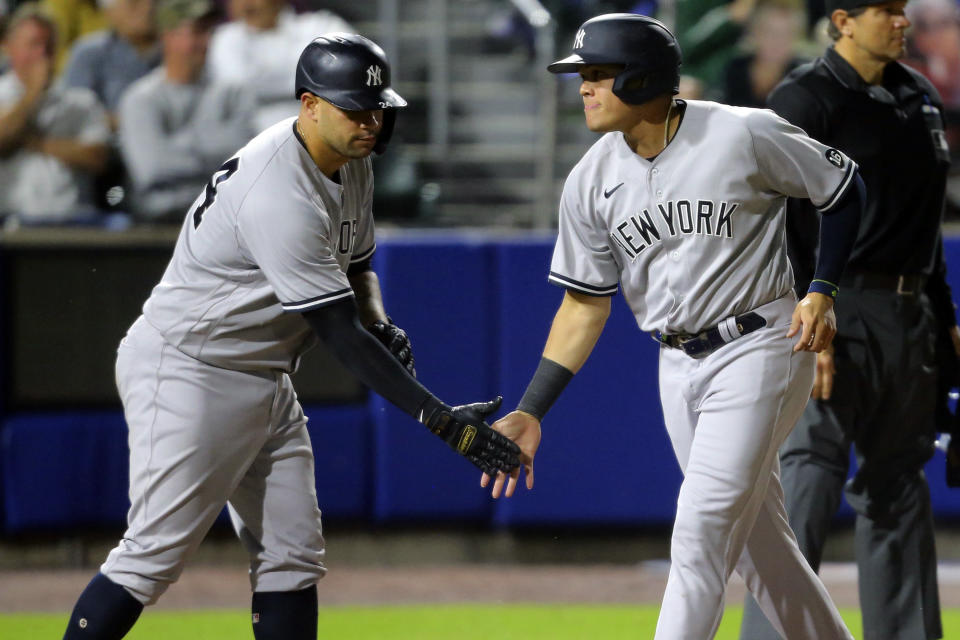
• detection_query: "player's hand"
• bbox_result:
[367,317,416,377]
[420,396,521,476]
[481,410,541,499]
[787,292,836,353]
[811,345,835,400]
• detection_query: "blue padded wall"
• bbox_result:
[1,405,372,534]
[2,411,130,533]
[927,237,960,519]
[369,236,500,523]
[307,404,372,521]
[5,233,960,533]
[490,238,681,527]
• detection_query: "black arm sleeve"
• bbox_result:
[303,298,432,417]
[811,171,864,295]
[347,255,373,276]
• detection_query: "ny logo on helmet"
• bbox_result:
[366,65,383,87]
[573,28,585,49]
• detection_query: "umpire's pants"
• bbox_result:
[740,286,942,640]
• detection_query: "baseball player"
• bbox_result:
[61,33,520,640]
[484,14,863,639]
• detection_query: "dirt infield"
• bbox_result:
[5,529,960,614]
[0,562,949,613]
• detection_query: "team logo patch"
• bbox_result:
[825,148,845,169]
[365,65,383,87]
[573,28,585,49]
[457,425,477,454]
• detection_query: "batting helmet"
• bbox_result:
[295,33,407,154]
[547,13,682,106]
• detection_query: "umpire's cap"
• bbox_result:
[548,13,682,106]
[825,0,883,11]
[295,33,407,154]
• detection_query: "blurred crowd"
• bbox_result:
[2,0,960,226]
[0,0,351,227]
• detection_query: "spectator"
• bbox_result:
[0,3,110,223]
[669,0,758,98]
[41,0,106,71]
[904,0,960,127]
[118,0,255,222]
[722,1,807,107]
[206,0,351,131]
[62,0,159,128]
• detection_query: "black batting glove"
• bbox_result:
[418,395,521,476]
[368,317,416,377]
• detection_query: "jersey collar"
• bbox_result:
[822,46,916,107]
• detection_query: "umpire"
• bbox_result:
[739,1,960,639]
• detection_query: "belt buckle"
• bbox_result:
[677,332,706,356]
[896,275,916,296]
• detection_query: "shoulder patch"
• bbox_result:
[824,148,845,169]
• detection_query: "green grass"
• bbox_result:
[6,605,960,638]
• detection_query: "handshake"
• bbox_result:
[418,396,522,477]
[368,317,538,494]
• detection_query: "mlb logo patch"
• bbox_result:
[824,148,845,169]
[252,613,260,624]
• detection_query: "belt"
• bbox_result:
[656,312,768,357]
[839,271,926,296]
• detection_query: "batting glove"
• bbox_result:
[368,317,416,377]
[418,396,521,476]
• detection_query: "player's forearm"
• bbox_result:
[809,171,864,298]
[347,269,388,327]
[302,298,429,417]
[542,290,611,373]
[516,291,610,421]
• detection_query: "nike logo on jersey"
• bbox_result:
[610,199,739,261]
[604,183,625,199]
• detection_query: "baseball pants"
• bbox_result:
[655,293,851,640]
[100,316,326,605]
[741,287,941,640]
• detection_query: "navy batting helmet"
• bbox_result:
[295,33,407,154]
[547,14,682,106]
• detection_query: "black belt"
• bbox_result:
[656,312,768,357]
[840,271,926,296]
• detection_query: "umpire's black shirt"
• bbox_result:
[768,46,956,328]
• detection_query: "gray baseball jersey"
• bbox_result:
[549,100,857,335]
[142,116,375,373]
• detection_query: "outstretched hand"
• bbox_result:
[421,396,522,476]
[481,410,541,498]
[787,292,836,353]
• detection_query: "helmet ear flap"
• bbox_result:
[612,65,681,105]
[373,109,397,155]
